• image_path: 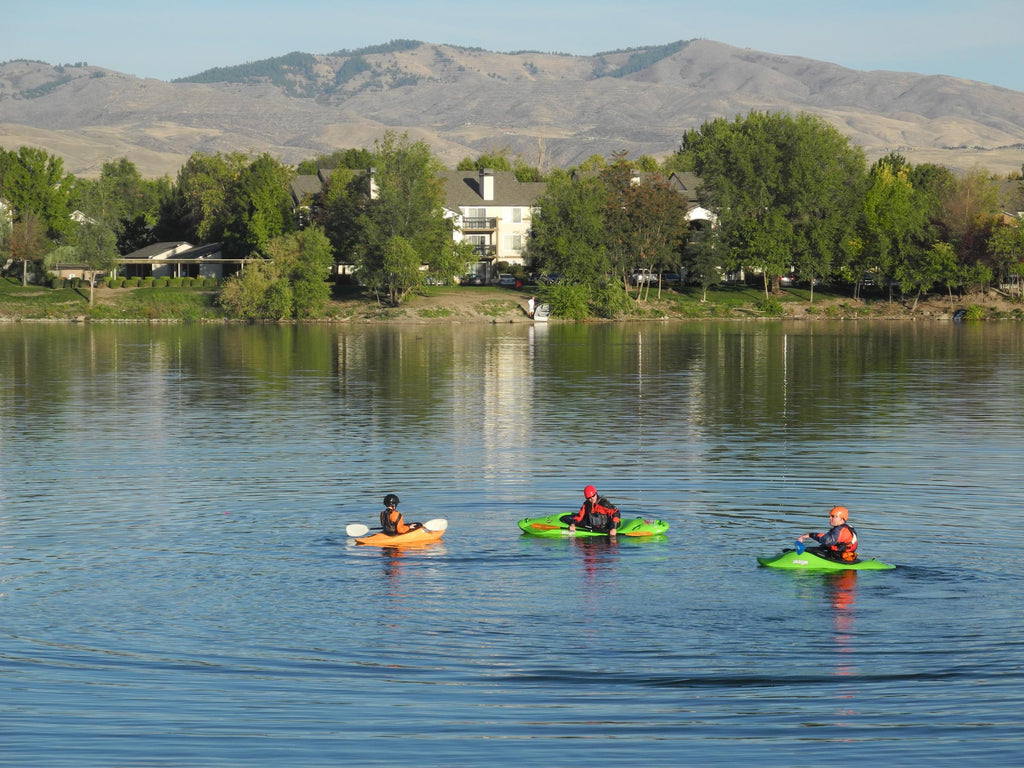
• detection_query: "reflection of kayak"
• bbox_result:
[355,526,445,547]
[518,513,669,538]
[757,548,895,571]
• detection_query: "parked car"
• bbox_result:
[779,274,798,288]
[630,269,656,285]
[497,273,518,287]
[659,271,682,285]
[460,274,484,286]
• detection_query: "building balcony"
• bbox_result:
[462,217,498,231]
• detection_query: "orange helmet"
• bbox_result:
[583,485,597,498]
[829,506,849,522]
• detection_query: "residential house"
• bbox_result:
[440,168,546,280]
[289,173,328,229]
[118,242,251,280]
[666,171,716,229]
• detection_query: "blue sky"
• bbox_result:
[5,0,1022,91]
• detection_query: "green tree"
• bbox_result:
[940,168,1000,264]
[355,132,450,304]
[859,158,929,301]
[526,169,610,284]
[682,111,866,298]
[0,146,75,242]
[379,235,423,305]
[70,158,170,253]
[456,150,514,172]
[685,227,725,302]
[7,210,49,285]
[317,167,368,267]
[895,241,957,311]
[222,153,296,257]
[600,163,687,299]
[266,226,334,318]
[171,151,250,243]
[74,222,120,305]
[988,224,1024,297]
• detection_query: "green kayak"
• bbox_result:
[518,513,669,538]
[757,548,895,571]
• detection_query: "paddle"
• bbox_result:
[794,539,805,554]
[345,518,448,538]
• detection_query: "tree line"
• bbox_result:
[1,113,1022,320]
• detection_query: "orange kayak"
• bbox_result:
[355,526,445,547]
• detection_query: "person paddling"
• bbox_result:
[380,494,421,535]
[798,506,859,562]
[565,485,620,536]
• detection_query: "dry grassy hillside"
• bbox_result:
[1,39,1021,178]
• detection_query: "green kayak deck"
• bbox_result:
[757,548,895,571]
[518,513,669,538]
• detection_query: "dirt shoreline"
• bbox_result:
[330,287,1023,324]
[2,284,1022,323]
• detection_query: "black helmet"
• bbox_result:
[383,494,400,508]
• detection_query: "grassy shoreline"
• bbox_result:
[1,277,1021,323]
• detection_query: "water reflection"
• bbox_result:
[1,321,1022,767]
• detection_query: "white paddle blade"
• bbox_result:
[346,523,370,537]
[424,518,448,532]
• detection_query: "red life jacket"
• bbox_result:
[829,523,859,562]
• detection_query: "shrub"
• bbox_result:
[168,277,183,288]
[964,304,986,321]
[756,296,785,316]
[547,283,591,320]
[592,283,635,318]
[142,277,154,288]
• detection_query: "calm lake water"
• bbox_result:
[1,319,1022,767]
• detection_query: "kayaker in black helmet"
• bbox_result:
[565,485,620,536]
[380,493,421,535]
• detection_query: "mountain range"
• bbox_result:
[1,38,1022,179]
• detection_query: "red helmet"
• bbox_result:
[829,506,849,522]
[583,485,597,498]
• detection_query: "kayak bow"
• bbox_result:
[518,513,669,538]
[757,548,895,571]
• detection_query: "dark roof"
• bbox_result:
[290,175,324,205]
[123,242,191,259]
[667,171,702,205]
[121,242,226,261]
[440,170,546,209]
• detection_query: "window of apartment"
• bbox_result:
[503,233,523,251]
[466,207,486,219]
[511,207,523,223]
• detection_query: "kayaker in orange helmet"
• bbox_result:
[567,485,621,536]
[380,494,421,535]
[798,506,859,562]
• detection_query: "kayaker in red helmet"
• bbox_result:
[567,485,621,536]
[798,506,859,562]
[380,494,421,535]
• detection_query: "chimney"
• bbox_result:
[479,168,494,201]
[368,167,379,200]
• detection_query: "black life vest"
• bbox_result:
[380,508,400,534]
